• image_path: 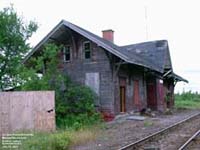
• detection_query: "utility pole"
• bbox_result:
[144,5,149,40]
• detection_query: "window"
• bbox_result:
[63,45,71,62]
[83,41,91,59]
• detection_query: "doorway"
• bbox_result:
[147,79,157,110]
[119,77,126,113]
[133,80,140,109]
[120,86,126,112]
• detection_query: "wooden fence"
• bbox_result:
[0,91,55,135]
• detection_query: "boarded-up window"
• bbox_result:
[85,72,100,106]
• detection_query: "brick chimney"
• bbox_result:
[102,29,114,43]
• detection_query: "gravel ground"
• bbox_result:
[71,109,200,150]
[139,113,200,150]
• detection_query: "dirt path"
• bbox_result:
[71,109,200,150]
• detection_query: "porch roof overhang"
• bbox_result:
[166,72,188,83]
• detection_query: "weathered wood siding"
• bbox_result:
[146,77,174,112]
[0,91,55,135]
[55,30,172,115]
[115,65,147,114]
[156,79,165,111]
[58,32,114,114]
[163,79,175,108]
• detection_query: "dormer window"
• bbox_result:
[63,45,71,62]
[83,41,91,59]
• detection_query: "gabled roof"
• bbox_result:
[23,20,129,66]
[23,20,163,72]
[23,19,187,82]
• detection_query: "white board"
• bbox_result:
[85,72,100,106]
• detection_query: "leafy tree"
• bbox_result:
[0,6,38,90]
[0,5,99,128]
[21,43,66,91]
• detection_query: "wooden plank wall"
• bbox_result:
[0,91,55,135]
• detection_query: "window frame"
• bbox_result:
[83,41,91,59]
[63,45,71,62]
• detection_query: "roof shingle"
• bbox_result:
[23,20,187,82]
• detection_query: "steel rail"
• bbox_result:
[118,112,200,150]
[178,129,200,150]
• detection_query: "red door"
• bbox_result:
[147,80,157,110]
[133,80,140,109]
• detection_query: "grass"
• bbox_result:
[175,100,200,109]
[18,125,101,150]
[19,131,69,150]
[20,125,101,150]
[144,121,153,127]
[175,91,200,109]
[68,127,99,146]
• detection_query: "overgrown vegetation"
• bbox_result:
[1,6,101,149]
[19,127,100,150]
[18,43,101,149]
[20,132,70,150]
[20,43,101,129]
[175,91,200,109]
[57,85,101,129]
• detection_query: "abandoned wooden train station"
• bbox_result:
[24,20,188,119]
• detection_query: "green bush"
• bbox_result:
[56,85,101,129]
[65,86,96,114]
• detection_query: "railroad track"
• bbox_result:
[118,112,200,150]
[178,129,200,150]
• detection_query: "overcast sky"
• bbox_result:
[1,0,200,93]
